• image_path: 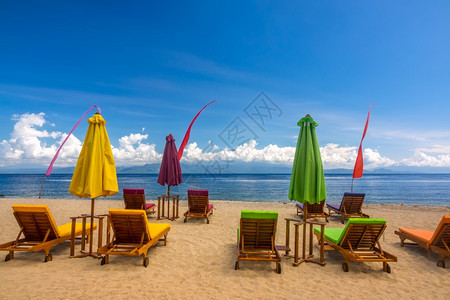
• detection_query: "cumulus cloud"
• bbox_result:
[112,133,161,165]
[2,112,450,169]
[0,113,63,166]
[182,140,397,169]
[0,113,160,167]
[182,140,296,164]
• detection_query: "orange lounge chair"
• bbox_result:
[235,210,282,273]
[184,189,213,224]
[0,205,96,262]
[296,200,329,222]
[123,188,156,215]
[327,192,369,224]
[97,209,170,267]
[394,215,450,268]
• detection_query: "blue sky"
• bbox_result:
[1,1,450,171]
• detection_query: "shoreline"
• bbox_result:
[1,197,449,209]
[0,198,448,299]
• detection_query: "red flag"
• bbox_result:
[177,100,216,160]
[352,104,372,179]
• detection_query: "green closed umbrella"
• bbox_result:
[288,114,326,204]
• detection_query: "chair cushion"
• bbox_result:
[188,189,208,196]
[241,210,278,219]
[326,203,340,211]
[58,222,97,237]
[145,203,155,210]
[315,218,386,245]
[398,228,433,243]
[296,203,304,210]
[314,227,344,245]
[147,223,170,240]
[343,192,365,198]
[123,188,145,194]
[208,204,213,212]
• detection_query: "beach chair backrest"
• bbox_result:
[109,209,150,244]
[187,189,209,213]
[341,192,365,213]
[123,188,146,210]
[305,200,326,214]
[429,215,450,248]
[12,205,61,240]
[240,211,278,251]
[338,218,386,249]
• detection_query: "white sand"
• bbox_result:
[0,198,449,299]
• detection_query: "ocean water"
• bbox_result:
[0,173,449,206]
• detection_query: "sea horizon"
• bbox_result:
[1,173,449,207]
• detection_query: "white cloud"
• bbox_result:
[2,112,450,169]
[0,113,161,167]
[112,133,161,165]
[182,140,397,169]
[182,140,296,164]
[0,113,61,166]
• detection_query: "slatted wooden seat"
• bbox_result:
[327,192,369,223]
[123,188,156,215]
[296,200,329,222]
[314,218,397,272]
[97,209,170,267]
[0,205,96,262]
[235,211,282,273]
[395,215,450,268]
[184,189,213,224]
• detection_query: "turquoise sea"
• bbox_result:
[0,173,449,206]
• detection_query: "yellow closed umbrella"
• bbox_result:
[69,112,118,256]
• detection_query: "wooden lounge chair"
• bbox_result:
[296,200,329,222]
[0,205,96,262]
[97,209,170,267]
[184,189,213,224]
[314,218,397,272]
[123,188,156,215]
[235,210,282,273]
[327,192,369,224]
[394,215,450,268]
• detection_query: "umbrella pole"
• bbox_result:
[167,186,170,220]
[89,198,95,255]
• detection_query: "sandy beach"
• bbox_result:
[0,197,448,299]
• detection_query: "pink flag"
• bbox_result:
[352,104,372,179]
[45,105,101,176]
[39,105,101,198]
[177,100,216,160]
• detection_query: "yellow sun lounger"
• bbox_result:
[0,205,96,262]
[395,215,450,268]
[97,209,170,267]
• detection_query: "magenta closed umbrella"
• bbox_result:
[157,134,182,197]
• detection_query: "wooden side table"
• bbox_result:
[69,214,105,258]
[157,194,179,221]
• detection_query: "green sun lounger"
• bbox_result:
[235,210,282,273]
[314,218,397,272]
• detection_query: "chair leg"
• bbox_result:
[5,251,14,261]
[437,256,446,268]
